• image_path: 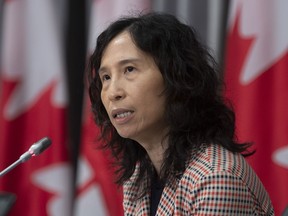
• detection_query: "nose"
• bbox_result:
[107,79,125,101]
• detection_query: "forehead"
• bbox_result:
[100,31,154,68]
[102,31,138,58]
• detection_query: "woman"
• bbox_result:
[88,12,274,215]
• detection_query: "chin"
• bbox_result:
[116,130,132,139]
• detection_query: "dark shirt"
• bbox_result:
[150,172,165,216]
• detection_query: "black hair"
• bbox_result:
[88,12,253,195]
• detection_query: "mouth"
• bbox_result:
[114,111,133,118]
[111,109,134,119]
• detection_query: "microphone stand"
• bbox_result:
[0,152,31,177]
[0,137,51,177]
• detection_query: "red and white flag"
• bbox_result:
[225,0,288,214]
[75,1,150,215]
[0,1,72,215]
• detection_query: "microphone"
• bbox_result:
[0,137,52,177]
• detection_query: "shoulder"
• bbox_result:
[179,144,274,215]
[184,144,251,183]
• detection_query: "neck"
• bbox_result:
[134,127,169,176]
[140,136,168,176]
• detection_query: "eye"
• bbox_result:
[101,74,110,82]
[125,66,135,73]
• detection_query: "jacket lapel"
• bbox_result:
[156,176,178,215]
[135,192,150,215]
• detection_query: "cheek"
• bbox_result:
[142,94,166,119]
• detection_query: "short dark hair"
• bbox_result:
[88,12,252,189]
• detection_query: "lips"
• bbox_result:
[114,111,133,118]
[111,108,134,119]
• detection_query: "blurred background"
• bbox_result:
[0,0,287,215]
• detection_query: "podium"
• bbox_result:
[0,193,16,216]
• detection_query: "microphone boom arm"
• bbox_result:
[0,137,52,177]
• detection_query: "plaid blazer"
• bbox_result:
[123,144,274,215]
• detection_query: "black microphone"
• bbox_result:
[0,137,52,177]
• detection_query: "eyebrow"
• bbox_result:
[99,58,142,74]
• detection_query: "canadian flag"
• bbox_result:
[224,0,288,215]
[74,0,150,215]
[0,1,72,216]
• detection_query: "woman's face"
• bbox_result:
[99,31,168,145]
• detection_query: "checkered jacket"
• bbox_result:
[123,144,274,215]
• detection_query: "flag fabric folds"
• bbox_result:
[0,1,72,215]
[75,1,150,215]
[224,0,288,215]
[75,99,124,216]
